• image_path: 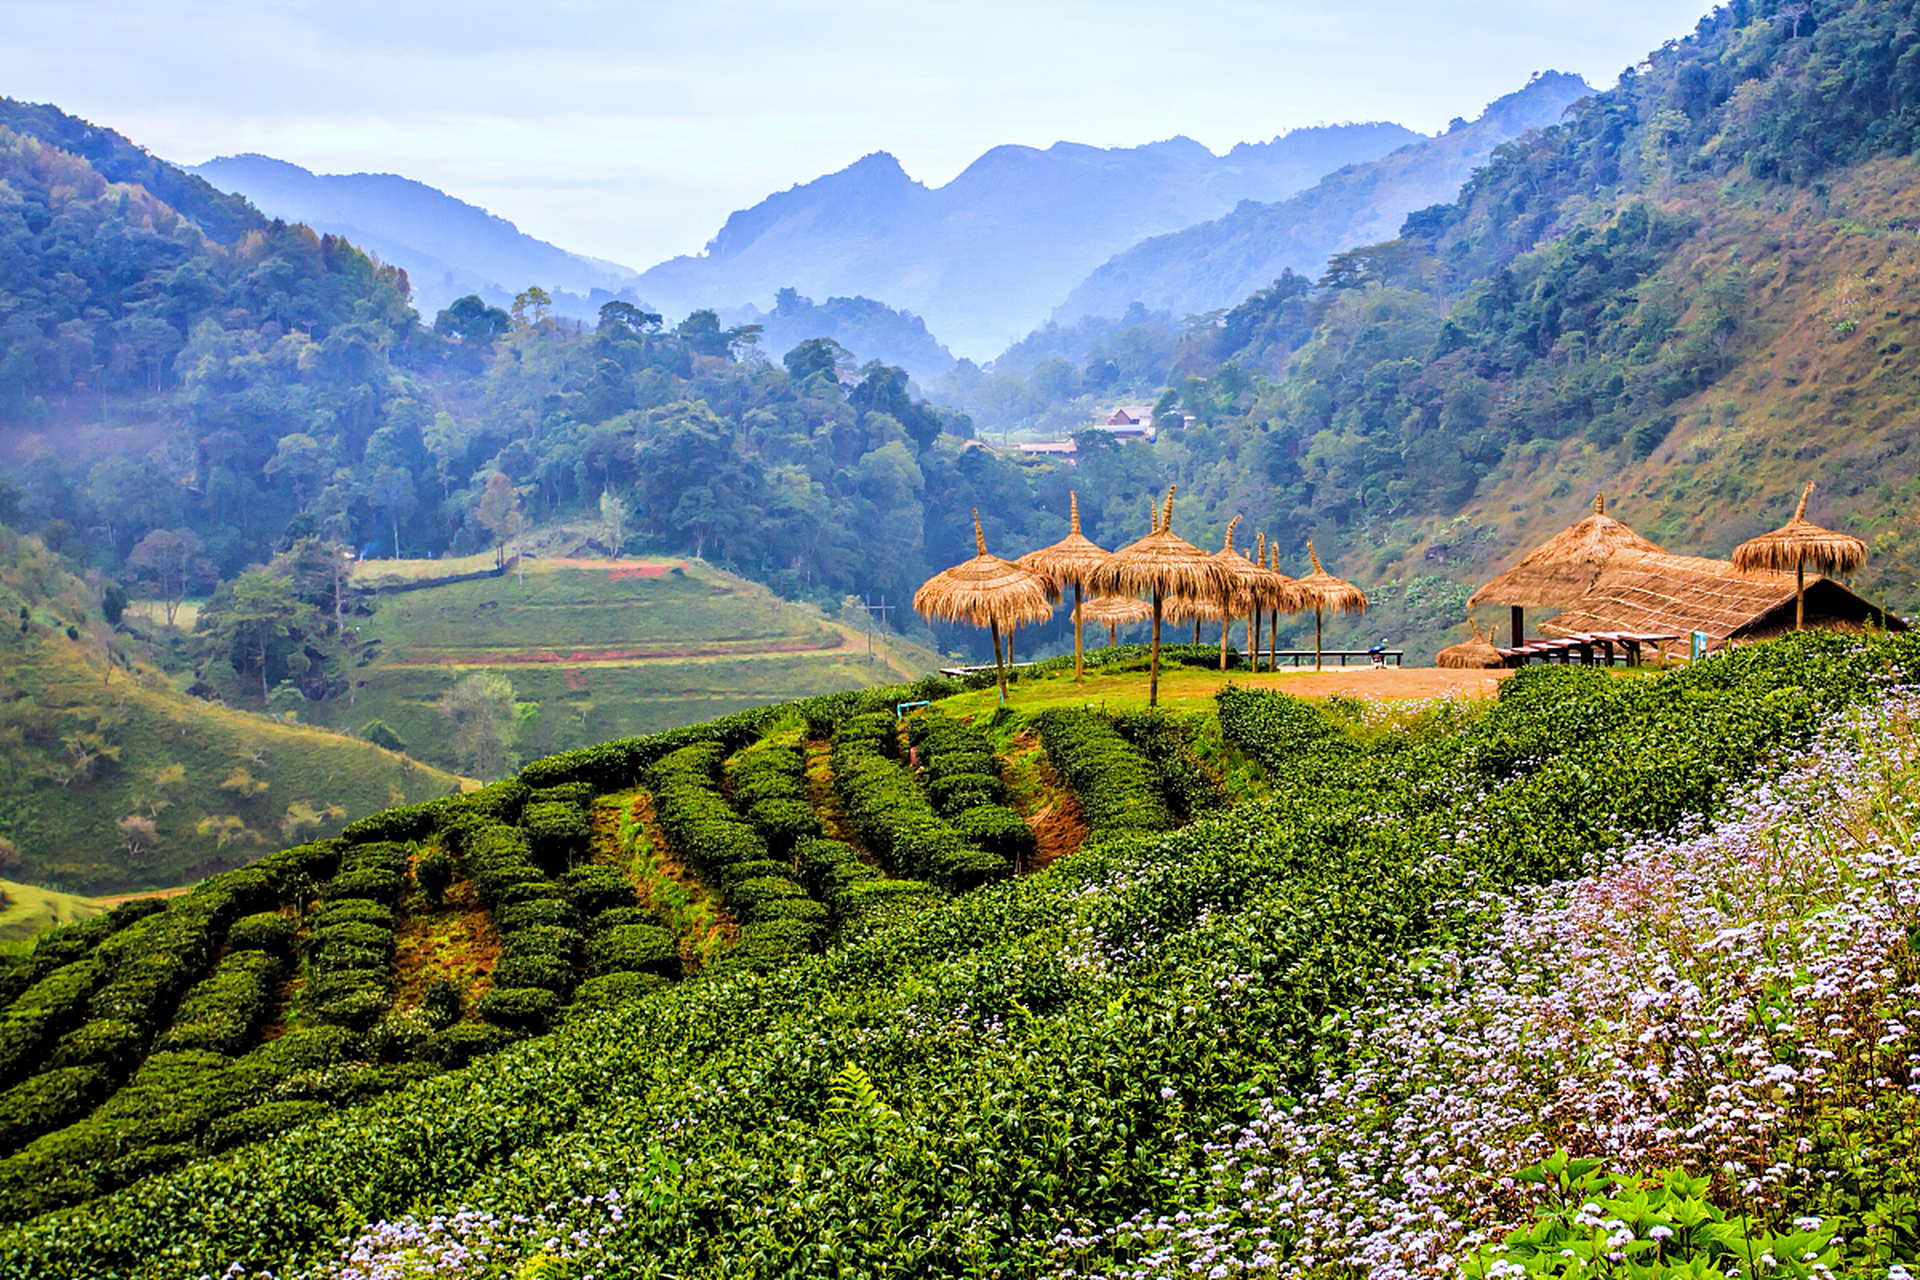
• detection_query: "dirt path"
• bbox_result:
[1239,666,1514,700]
[596,792,734,970]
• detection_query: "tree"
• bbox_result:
[597,300,662,335]
[511,286,553,329]
[474,471,522,567]
[599,489,629,559]
[203,570,310,701]
[129,528,212,626]
[434,295,512,346]
[439,670,519,779]
[783,337,854,388]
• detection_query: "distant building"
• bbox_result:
[1014,441,1078,457]
[1101,406,1158,441]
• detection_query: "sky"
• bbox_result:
[3,0,1714,271]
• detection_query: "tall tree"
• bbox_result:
[128,529,212,626]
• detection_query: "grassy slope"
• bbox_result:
[0,881,104,944]
[314,555,944,769]
[0,636,463,895]
[1354,161,1920,650]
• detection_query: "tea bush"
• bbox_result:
[1036,709,1176,833]
[831,714,1010,889]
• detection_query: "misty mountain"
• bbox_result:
[633,123,1423,358]
[188,154,644,320]
[722,289,956,384]
[1054,71,1593,324]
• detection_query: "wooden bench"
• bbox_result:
[1263,649,1405,668]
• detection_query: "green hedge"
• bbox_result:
[474,987,561,1034]
[45,1020,141,1074]
[559,865,637,921]
[155,951,281,1056]
[493,899,575,932]
[830,715,1009,891]
[225,912,295,957]
[567,971,671,1020]
[424,1022,520,1069]
[521,800,591,872]
[301,898,394,1030]
[0,1067,108,1155]
[584,924,680,980]
[203,1100,331,1155]
[1035,709,1176,834]
[1112,710,1229,822]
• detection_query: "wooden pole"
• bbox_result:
[1219,612,1231,671]
[1796,562,1805,630]
[1314,605,1324,672]
[1073,579,1085,681]
[1251,607,1263,674]
[991,617,1007,705]
[1510,605,1525,647]
[1150,590,1163,707]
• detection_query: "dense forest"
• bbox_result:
[8,0,1920,714]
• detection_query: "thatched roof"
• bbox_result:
[1547,552,1902,648]
[1088,486,1235,601]
[1017,491,1111,589]
[1436,619,1503,669]
[914,510,1058,628]
[1077,595,1153,627]
[1467,492,1664,609]
[1295,542,1368,615]
[1162,592,1225,623]
[1731,480,1868,576]
[1264,541,1314,613]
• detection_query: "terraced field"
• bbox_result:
[314,556,944,770]
[0,645,1256,1226]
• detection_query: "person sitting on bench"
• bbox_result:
[1369,639,1389,668]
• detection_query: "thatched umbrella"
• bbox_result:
[1163,590,1222,645]
[1436,618,1504,669]
[1266,540,1311,673]
[1467,492,1661,645]
[1088,486,1233,707]
[1295,541,1368,672]
[1205,516,1270,670]
[1017,491,1111,683]
[1078,595,1153,647]
[915,509,1058,704]
[1731,480,1868,630]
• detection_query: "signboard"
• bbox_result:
[1691,631,1710,661]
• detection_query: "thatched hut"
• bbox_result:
[1467,493,1662,644]
[1731,480,1868,630]
[1548,552,1903,654]
[1017,491,1111,681]
[1436,619,1504,669]
[914,510,1058,703]
[1088,486,1233,707]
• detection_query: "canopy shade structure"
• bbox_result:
[1436,618,1504,669]
[1077,595,1153,647]
[1016,491,1111,682]
[1467,492,1663,644]
[1263,539,1313,673]
[1088,486,1234,706]
[1207,516,1274,670]
[1295,541,1368,671]
[915,509,1058,704]
[1731,480,1869,630]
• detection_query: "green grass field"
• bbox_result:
[0,879,106,945]
[316,556,944,772]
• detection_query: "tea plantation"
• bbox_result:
[0,635,1915,1278]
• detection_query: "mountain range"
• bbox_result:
[188,154,644,321]
[630,123,1425,358]
[1056,71,1593,323]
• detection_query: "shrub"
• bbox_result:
[521,800,591,871]
[226,912,295,957]
[560,865,637,920]
[746,799,820,855]
[323,868,404,906]
[567,971,671,1019]
[204,1100,330,1154]
[949,804,1038,866]
[1035,709,1175,833]
[1113,710,1229,821]
[0,1067,109,1154]
[585,924,680,979]
[310,899,394,930]
[0,959,106,1087]
[830,719,1009,890]
[421,978,463,1031]
[157,951,281,1056]
[424,1022,518,1069]
[47,1018,144,1073]
[476,987,561,1033]
[494,899,574,932]
[491,954,573,994]
[529,782,595,809]
[415,849,455,906]
[587,906,657,933]
[927,772,1004,814]
[726,875,809,922]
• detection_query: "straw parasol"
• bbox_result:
[1078,595,1153,647]
[1017,491,1112,683]
[1295,541,1368,671]
[1467,492,1662,645]
[1266,540,1312,673]
[1088,485,1234,706]
[1205,516,1267,670]
[914,509,1058,704]
[1436,618,1505,669]
[1731,480,1868,631]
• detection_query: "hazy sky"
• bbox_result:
[4,1,1711,270]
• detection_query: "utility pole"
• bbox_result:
[863,594,895,666]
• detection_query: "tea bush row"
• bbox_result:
[724,741,821,857]
[1111,710,1229,822]
[908,713,1036,868]
[647,743,823,970]
[1035,709,1176,834]
[794,838,939,941]
[3,634,1914,1273]
[829,714,1009,890]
